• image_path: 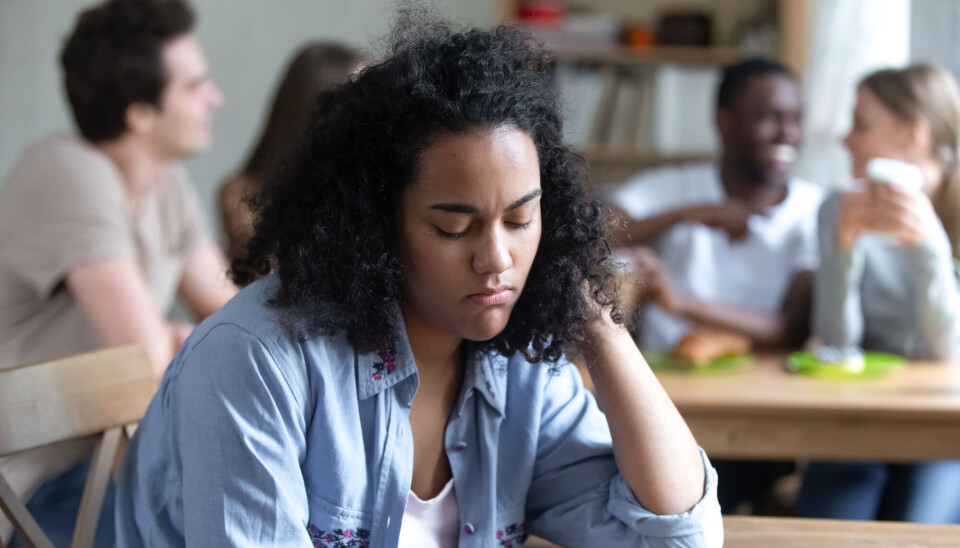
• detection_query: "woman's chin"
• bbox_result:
[461,317,510,342]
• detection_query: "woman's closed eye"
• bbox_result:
[506,219,533,230]
[434,217,535,240]
[435,225,470,239]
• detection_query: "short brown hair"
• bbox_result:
[60,0,195,142]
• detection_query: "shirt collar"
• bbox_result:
[356,332,418,401]
[356,329,508,417]
[455,344,508,418]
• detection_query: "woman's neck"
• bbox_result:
[401,304,464,383]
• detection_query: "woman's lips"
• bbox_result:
[467,287,512,306]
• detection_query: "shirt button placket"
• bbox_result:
[463,522,476,536]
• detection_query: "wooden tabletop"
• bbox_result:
[527,516,960,547]
[654,354,960,461]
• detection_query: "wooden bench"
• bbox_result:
[527,515,960,547]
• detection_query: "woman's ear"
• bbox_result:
[125,102,158,135]
[908,117,933,158]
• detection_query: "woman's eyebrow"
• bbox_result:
[428,189,543,214]
[506,189,542,211]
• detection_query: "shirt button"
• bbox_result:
[453,441,468,452]
[463,523,476,535]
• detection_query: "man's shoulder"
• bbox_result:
[21,132,107,168]
[610,162,719,214]
[3,132,119,195]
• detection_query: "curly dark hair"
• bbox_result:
[232,12,623,363]
[60,0,194,142]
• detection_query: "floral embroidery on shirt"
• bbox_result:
[483,375,496,399]
[371,344,397,381]
[306,523,370,548]
[496,522,525,547]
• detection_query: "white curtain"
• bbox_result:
[793,0,911,189]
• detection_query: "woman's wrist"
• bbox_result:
[582,312,631,364]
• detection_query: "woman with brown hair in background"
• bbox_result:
[801,64,960,523]
[219,42,365,260]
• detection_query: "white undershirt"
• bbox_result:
[398,479,459,548]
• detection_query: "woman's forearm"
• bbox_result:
[583,323,704,515]
[909,232,960,359]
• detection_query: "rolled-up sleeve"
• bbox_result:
[525,364,722,547]
[607,448,722,546]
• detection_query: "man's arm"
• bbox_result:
[609,202,754,247]
[670,270,813,349]
[177,243,237,321]
[67,258,180,378]
[630,247,813,349]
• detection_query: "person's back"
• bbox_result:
[0,134,205,369]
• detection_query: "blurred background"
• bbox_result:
[3,0,960,235]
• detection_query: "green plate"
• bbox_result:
[786,351,905,380]
[645,351,753,374]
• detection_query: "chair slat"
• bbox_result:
[71,428,122,548]
[0,345,154,455]
[0,345,153,548]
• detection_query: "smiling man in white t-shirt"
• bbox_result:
[609,58,823,353]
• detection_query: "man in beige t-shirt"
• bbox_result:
[0,0,236,544]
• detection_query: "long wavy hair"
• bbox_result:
[232,13,623,363]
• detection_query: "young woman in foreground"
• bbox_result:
[801,64,960,523]
[117,16,721,547]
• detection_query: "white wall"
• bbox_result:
[911,0,960,78]
[0,0,495,230]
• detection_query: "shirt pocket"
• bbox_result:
[495,503,527,547]
[305,491,374,548]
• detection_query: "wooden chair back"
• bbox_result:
[0,345,154,548]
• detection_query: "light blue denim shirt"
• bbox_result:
[116,275,722,547]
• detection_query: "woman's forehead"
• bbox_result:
[407,127,541,205]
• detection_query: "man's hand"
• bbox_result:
[621,247,683,315]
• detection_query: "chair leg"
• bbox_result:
[0,474,54,548]
[71,428,122,548]
[111,424,134,485]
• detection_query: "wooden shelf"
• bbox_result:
[548,45,744,67]
[579,147,716,165]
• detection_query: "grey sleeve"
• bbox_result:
[813,193,866,348]
[907,223,960,360]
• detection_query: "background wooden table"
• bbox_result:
[653,354,960,461]
[527,516,960,547]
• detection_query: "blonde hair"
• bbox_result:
[861,64,960,258]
